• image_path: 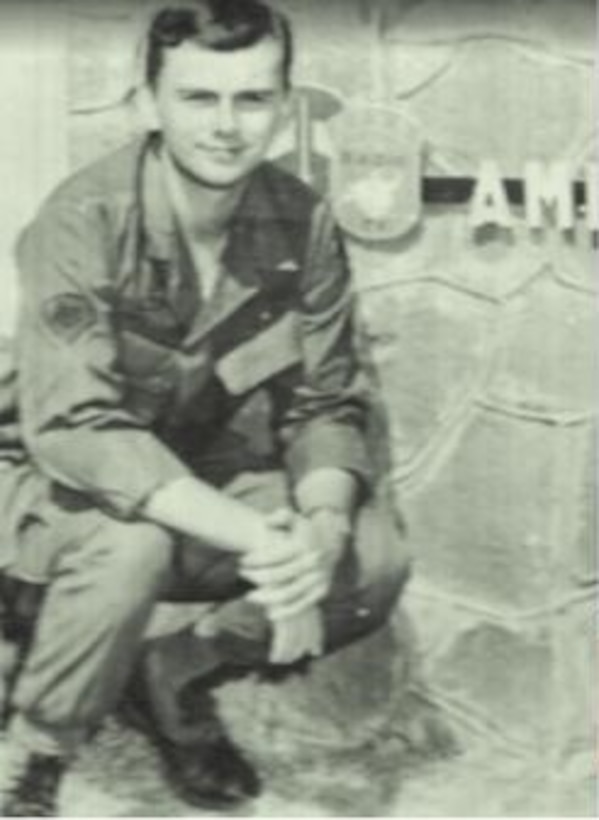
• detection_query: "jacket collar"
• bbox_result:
[139,136,303,341]
[141,135,302,274]
[140,135,178,265]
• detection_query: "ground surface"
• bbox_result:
[2,604,594,818]
[19,719,590,817]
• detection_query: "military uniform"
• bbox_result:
[0,135,408,748]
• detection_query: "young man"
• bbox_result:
[0,0,409,814]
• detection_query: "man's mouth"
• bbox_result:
[201,145,245,162]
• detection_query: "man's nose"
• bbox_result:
[215,98,239,136]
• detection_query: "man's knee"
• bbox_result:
[321,499,411,652]
[353,499,411,604]
[101,521,173,596]
[57,515,174,610]
[357,557,410,635]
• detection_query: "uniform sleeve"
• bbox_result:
[278,202,373,491]
[15,196,191,519]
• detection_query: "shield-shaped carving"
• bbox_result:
[330,105,423,242]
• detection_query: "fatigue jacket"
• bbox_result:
[0,136,370,545]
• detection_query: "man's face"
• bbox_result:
[148,37,290,189]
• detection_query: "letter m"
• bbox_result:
[525,161,575,230]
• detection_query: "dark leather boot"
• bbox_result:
[146,714,261,810]
[120,628,261,809]
[1,753,66,817]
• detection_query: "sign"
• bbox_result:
[282,97,597,243]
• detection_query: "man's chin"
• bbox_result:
[187,163,256,191]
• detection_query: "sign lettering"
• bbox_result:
[469,160,514,229]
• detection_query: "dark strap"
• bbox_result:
[0,574,46,644]
[1,575,47,726]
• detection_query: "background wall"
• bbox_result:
[0,3,68,334]
[0,0,596,815]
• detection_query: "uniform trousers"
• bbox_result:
[2,467,409,754]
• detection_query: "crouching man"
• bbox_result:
[0,0,409,814]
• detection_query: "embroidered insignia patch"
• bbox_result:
[42,293,97,343]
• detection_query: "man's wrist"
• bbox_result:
[295,469,358,519]
[304,502,351,519]
[304,506,352,538]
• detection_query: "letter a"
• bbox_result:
[469,160,513,229]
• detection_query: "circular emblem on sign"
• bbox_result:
[330,105,424,242]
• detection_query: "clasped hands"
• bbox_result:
[239,507,350,665]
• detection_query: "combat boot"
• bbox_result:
[1,751,66,817]
[120,627,261,809]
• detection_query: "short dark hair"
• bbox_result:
[145,0,293,89]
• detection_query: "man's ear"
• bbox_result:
[135,84,161,133]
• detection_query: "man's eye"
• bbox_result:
[181,92,216,104]
[238,93,274,108]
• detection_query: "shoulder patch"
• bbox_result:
[42,293,97,343]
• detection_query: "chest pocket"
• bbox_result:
[215,310,301,396]
[115,294,185,347]
[118,327,178,424]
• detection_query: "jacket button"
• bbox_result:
[259,310,272,323]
